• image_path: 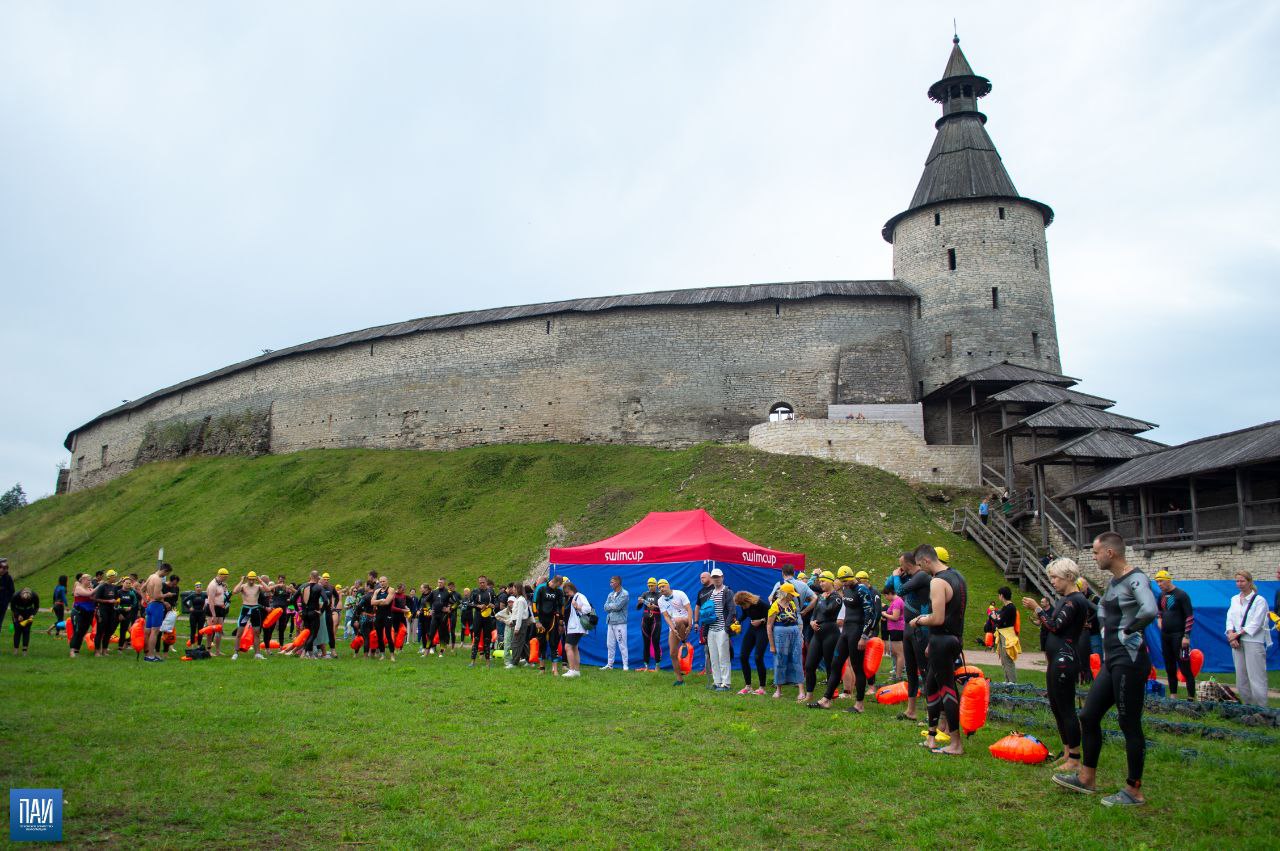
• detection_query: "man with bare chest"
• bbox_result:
[205,568,231,656]
[231,572,270,660]
[141,563,172,662]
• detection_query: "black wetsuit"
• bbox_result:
[302,582,325,653]
[739,599,770,687]
[372,587,395,655]
[1038,591,1088,752]
[534,584,565,666]
[924,568,967,739]
[92,581,121,652]
[426,588,451,648]
[448,591,462,644]
[1159,586,1196,697]
[637,590,663,667]
[899,569,932,699]
[115,588,140,647]
[10,593,38,649]
[357,591,377,655]
[264,587,291,647]
[825,583,876,701]
[804,592,842,694]
[470,589,498,660]
[1080,570,1157,789]
[186,590,207,645]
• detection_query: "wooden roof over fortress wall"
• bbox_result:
[64,279,916,448]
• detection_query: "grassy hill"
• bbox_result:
[0,443,1015,639]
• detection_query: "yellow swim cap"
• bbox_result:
[321,572,331,580]
[105,569,118,578]
[836,566,855,580]
[934,546,950,563]
[855,570,871,581]
[820,571,836,583]
[217,568,229,576]
[647,577,657,586]
[1153,570,1172,581]
[657,579,670,588]
[247,571,258,579]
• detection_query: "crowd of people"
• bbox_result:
[1,533,1275,810]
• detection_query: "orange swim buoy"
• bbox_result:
[130,618,145,653]
[163,631,176,646]
[528,638,541,665]
[862,636,885,679]
[989,733,1049,764]
[350,635,364,651]
[395,624,407,650]
[238,626,256,653]
[984,632,994,648]
[262,607,283,629]
[954,665,985,680]
[289,628,311,650]
[678,642,694,675]
[875,681,909,705]
[1177,648,1205,683]
[959,676,990,735]
[1089,653,1101,679]
[268,639,281,649]
[368,630,380,651]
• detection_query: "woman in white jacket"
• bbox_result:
[1225,570,1272,706]
[562,581,591,679]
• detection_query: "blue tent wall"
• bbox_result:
[550,559,786,671]
[1143,580,1278,673]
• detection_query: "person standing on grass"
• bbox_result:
[141,563,172,662]
[812,567,870,712]
[1226,570,1272,707]
[185,581,207,649]
[908,544,967,756]
[734,591,769,695]
[392,583,410,647]
[657,579,692,686]
[261,575,289,650]
[469,577,498,668]
[692,571,713,676]
[371,576,397,662]
[1024,558,1089,776]
[10,588,38,656]
[355,580,377,657]
[206,568,231,656]
[994,587,1019,683]
[802,572,841,705]
[91,569,121,657]
[882,584,905,681]
[47,574,68,637]
[768,583,803,699]
[425,578,452,656]
[636,578,663,671]
[230,572,270,661]
[562,581,592,678]
[1154,570,1196,699]
[0,559,13,635]
[1054,532,1156,807]
[897,552,931,722]
[601,576,629,671]
[704,569,735,691]
[447,582,462,647]
[534,575,566,676]
[855,570,882,687]
[114,577,140,653]
[504,587,531,669]
[68,573,94,658]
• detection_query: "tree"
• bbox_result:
[0,483,28,516]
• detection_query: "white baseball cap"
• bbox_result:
[710,568,724,577]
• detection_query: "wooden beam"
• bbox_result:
[1188,475,1199,547]
[946,394,953,445]
[1138,487,1149,547]
[1074,497,1085,548]
[1236,468,1248,545]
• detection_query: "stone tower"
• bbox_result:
[884,38,1062,398]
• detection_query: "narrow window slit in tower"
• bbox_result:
[1032,331,1041,355]
[934,212,940,226]
[1033,247,1039,269]
[918,381,925,399]
[775,303,780,316]
[947,248,956,271]
[546,320,551,335]
[998,207,1005,220]
[944,333,953,356]
[991,287,999,309]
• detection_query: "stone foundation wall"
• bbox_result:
[747,419,977,486]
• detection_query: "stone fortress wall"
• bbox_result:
[66,294,922,491]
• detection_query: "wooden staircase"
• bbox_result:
[952,507,1057,601]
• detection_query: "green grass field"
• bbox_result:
[1,611,1277,850]
[3,445,1277,848]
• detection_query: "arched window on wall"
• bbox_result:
[768,402,796,423]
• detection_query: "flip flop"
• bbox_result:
[845,706,864,714]
[931,747,962,756]
[894,712,919,722]
[807,702,829,709]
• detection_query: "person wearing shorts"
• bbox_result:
[142,563,173,662]
[658,580,692,686]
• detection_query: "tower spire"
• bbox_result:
[882,38,1051,242]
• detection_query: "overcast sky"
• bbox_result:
[2,2,1277,499]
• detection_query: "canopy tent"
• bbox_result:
[548,509,805,670]
[1142,580,1279,674]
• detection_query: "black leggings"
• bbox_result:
[302,611,321,652]
[120,612,136,647]
[1161,632,1195,697]
[1046,650,1082,750]
[924,634,962,736]
[69,608,94,651]
[903,627,927,698]
[740,623,768,686]
[13,618,31,649]
[804,626,838,693]
[189,613,205,645]
[94,608,118,652]
[429,614,450,648]
[472,617,496,659]
[826,629,868,701]
[449,612,459,645]
[1080,653,1148,786]
[641,614,662,666]
[52,603,66,635]
[262,615,284,648]
[374,616,395,654]
[359,617,376,655]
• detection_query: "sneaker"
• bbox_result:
[1101,789,1144,808]
[602,665,614,670]
[737,687,753,695]
[672,680,684,686]
[254,653,266,660]
[231,653,238,660]
[468,662,475,668]
[143,656,160,663]
[753,688,766,696]
[1051,773,1098,794]
[622,666,629,671]
[505,664,515,669]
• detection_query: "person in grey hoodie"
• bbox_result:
[602,576,630,671]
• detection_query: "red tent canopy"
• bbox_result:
[549,509,805,569]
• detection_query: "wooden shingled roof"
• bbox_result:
[1022,429,1165,465]
[64,279,915,448]
[973,381,1115,411]
[1062,420,1280,497]
[993,401,1156,435]
[924,361,1079,401]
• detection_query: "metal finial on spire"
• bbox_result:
[953,19,959,44]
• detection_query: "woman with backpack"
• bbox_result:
[562,581,593,678]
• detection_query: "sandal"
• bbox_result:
[895,712,918,722]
